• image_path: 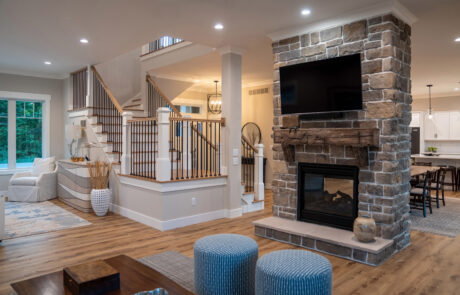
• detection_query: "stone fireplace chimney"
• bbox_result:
[255,13,412,266]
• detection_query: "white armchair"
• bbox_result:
[0,195,4,242]
[8,157,58,202]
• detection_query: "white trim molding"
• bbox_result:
[0,91,51,163]
[119,175,227,193]
[267,0,417,42]
[111,204,240,231]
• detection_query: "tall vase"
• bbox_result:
[353,215,376,243]
[90,189,111,216]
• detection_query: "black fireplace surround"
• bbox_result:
[297,163,359,230]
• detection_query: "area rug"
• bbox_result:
[410,197,460,238]
[4,201,91,240]
[139,251,194,292]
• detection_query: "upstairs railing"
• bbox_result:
[142,36,184,56]
[128,118,158,179]
[70,67,87,110]
[91,66,123,162]
[169,117,221,180]
[241,135,257,193]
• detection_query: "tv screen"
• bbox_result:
[280,53,363,115]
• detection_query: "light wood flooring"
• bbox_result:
[1,190,460,294]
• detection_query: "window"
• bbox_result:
[16,101,42,167]
[174,105,201,114]
[0,91,50,171]
[0,100,7,169]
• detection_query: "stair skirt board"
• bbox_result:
[111,204,243,231]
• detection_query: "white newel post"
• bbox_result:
[86,65,93,108]
[156,107,171,181]
[121,111,133,175]
[254,144,264,201]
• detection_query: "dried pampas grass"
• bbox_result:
[87,161,112,189]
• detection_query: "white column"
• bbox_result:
[254,143,264,201]
[220,47,244,218]
[156,107,171,181]
[86,65,93,108]
[121,111,133,175]
[140,65,149,117]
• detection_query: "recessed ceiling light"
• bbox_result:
[214,23,224,30]
[454,37,460,42]
[80,38,89,44]
[301,9,311,16]
[455,88,459,91]
[44,61,52,65]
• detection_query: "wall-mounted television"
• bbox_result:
[280,53,363,115]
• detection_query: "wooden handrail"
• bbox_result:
[169,117,224,124]
[90,66,124,114]
[146,75,182,117]
[191,125,217,151]
[70,67,87,75]
[148,74,219,151]
[128,117,158,123]
[242,135,258,153]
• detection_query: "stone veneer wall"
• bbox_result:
[271,14,412,251]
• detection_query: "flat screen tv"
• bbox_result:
[280,53,363,115]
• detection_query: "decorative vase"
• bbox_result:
[353,215,376,243]
[90,189,111,216]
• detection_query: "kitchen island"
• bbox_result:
[411,154,459,189]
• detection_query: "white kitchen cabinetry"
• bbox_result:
[425,112,450,140]
[410,112,421,127]
[449,112,460,139]
[424,111,460,141]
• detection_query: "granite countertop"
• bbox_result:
[411,154,460,160]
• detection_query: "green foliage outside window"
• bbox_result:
[0,100,7,167]
[16,101,42,164]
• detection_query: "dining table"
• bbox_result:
[410,165,440,177]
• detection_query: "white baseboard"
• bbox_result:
[111,203,242,231]
[225,207,243,218]
[111,203,163,230]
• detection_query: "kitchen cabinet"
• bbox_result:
[424,112,450,140]
[449,111,460,139]
[410,112,421,127]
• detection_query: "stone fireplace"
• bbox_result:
[254,13,412,266]
[298,163,359,230]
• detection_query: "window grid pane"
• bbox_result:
[0,100,7,169]
[16,101,42,167]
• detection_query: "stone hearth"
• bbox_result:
[255,13,412,265]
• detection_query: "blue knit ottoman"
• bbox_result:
[194,234,258,295]
[255,249,332,295]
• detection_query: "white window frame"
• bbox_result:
[0,91,51,173]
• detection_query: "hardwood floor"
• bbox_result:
[1,190,460,294]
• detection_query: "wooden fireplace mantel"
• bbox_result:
[273,128,379,164]
[273,128,380,147]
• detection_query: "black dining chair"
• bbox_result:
[416,168,446,208]
[410,171,433,217]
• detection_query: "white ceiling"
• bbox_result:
[0,0,459,97]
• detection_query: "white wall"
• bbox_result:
[95,48,141,105]
[0,73,66,189]
[412,95,460,112]
[242,84,274,189]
